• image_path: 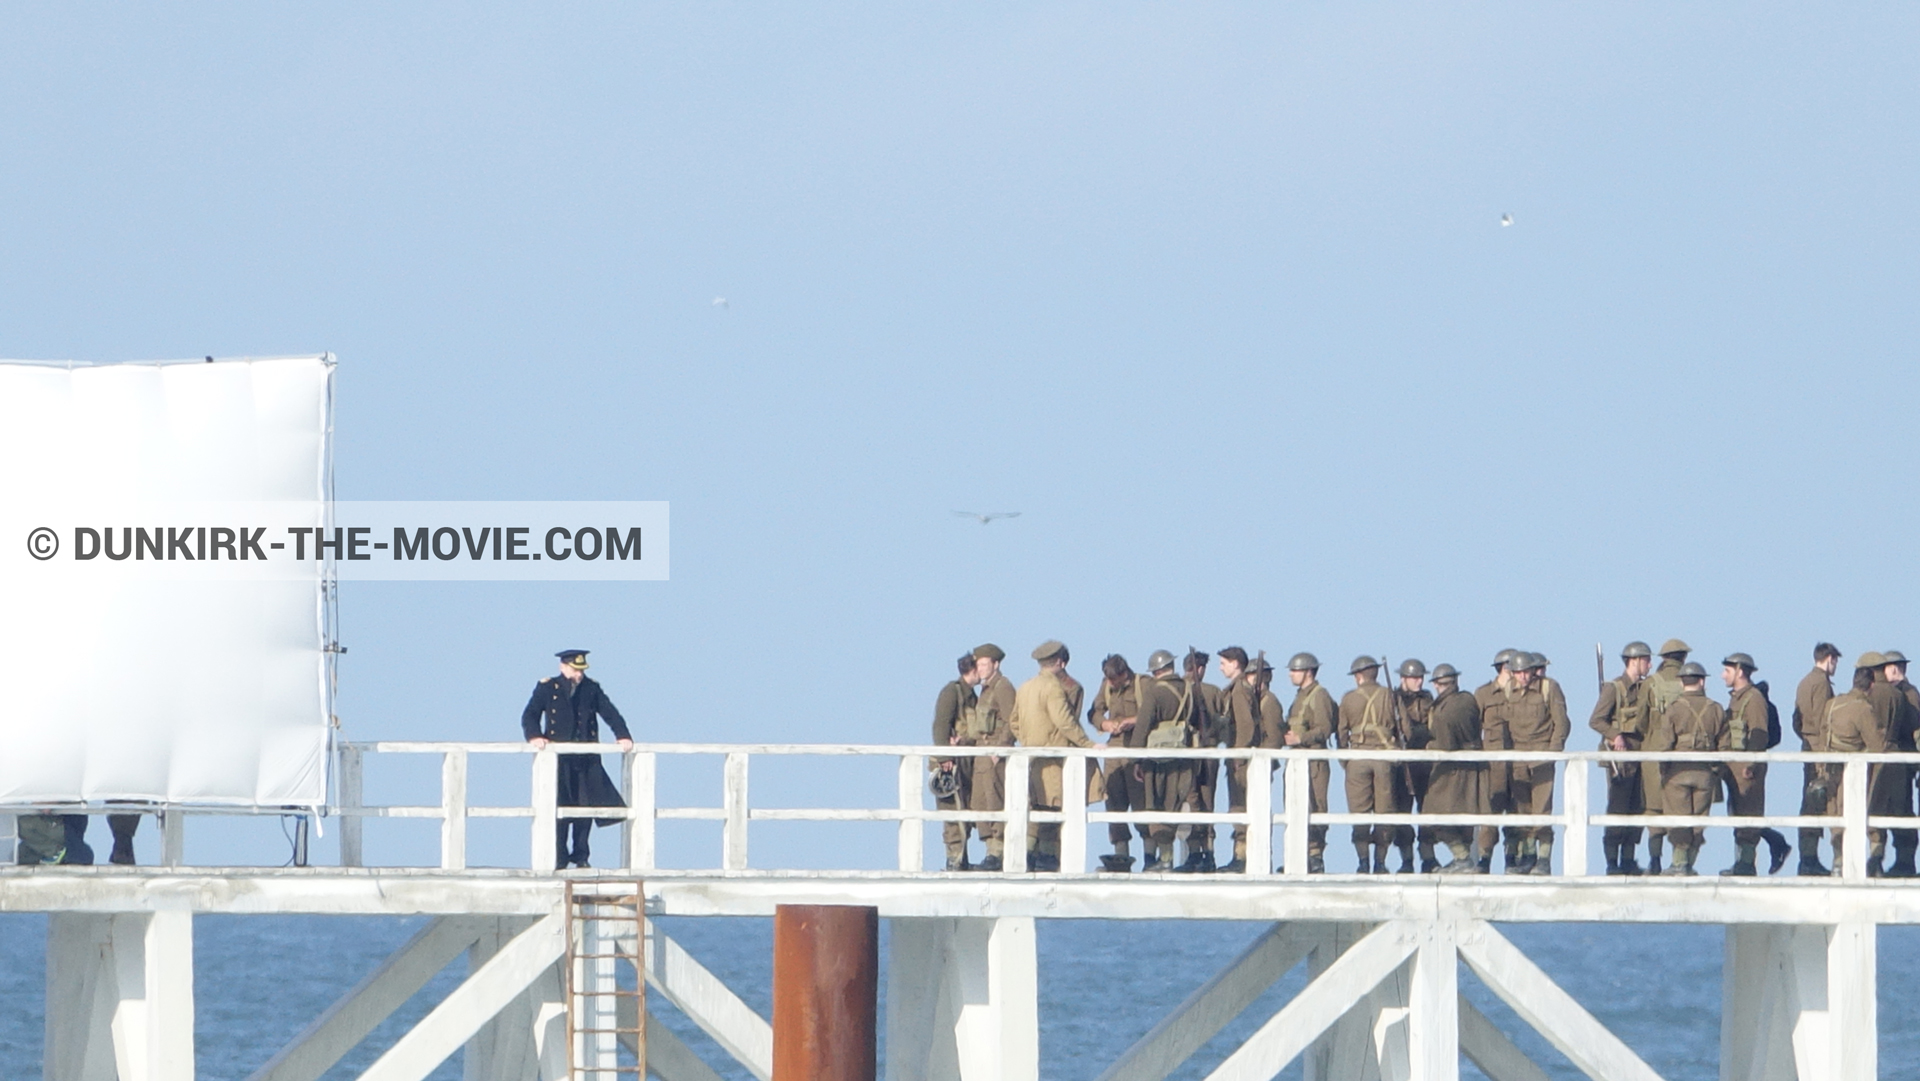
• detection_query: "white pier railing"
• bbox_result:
[332,742,1920,880]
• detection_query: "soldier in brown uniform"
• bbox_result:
[1423,665,1489,873]
[1793,643,1841,875]
[1589,641,1654,875]
[1503,652,1570,875]
[1089,655,1146,872]
[1214,646,1260,872]
[1338,656,1403,874]
[1473,649,1520,872]
[1391,660,1437,873]
[1134,650,1199,872]
[1638,639,1694,875]
[1011,640,1094,872]
[930,653,985,870]
[1718,653,1771,876]
[1867,654,1917,876]
[1285,652,1336,874]
[968,644,1018,871]
[1180,648,1225,873]
[1884,651,1920,877]
[1647,662,1728,876]
[1823,658,1885,871]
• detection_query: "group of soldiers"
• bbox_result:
[929,638,1920,877]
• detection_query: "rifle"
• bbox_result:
[1597,643,1624,780]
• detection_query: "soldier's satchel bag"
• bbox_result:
[1146,681,1195,749]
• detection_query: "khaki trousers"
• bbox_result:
[1662,768,1715,849]
[1029,757,1065,857]
[1344,759,1402,849]
[1142,762,1195,849]
[969,756,1006,855]
[1104,759,1147,848]
[1726,763,1767,846]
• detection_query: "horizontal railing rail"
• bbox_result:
[314,741,1920,882]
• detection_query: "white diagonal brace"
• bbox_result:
[614,989,724,1081]
[1456,922,1663,1081]
[641,920,773,1081]
[1458,997,1551,1081]
[357,911,568,1081]
[248,917,490,1081]
[1204,922,1417,1081]
[1097,923,1317,1081]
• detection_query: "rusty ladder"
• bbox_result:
[565,881,646,1081]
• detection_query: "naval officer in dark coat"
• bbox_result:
[522,649,634,868]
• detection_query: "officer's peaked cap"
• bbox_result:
[556,650,590,668]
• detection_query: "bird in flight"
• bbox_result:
[712,297,729,308]
[1500,213,1513,227]
[953,511,1021,525]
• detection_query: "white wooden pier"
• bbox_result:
[4,742,1915,1081]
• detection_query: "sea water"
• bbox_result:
[3,914,1917,1080]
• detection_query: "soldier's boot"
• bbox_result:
[1443,841,1481,873]
[1798,829,1826,872]
[1175,848,1214,873]
[108,814,140,866]
[945,846,970,872]
[1761,829,1792,875]
[1661,845,1693,876]
[1372,837,1393,874]
[1418,834,1439,874]
[1646,835,1665,876]
[1307,852,1326,874]
[1220,839,1248,874]
[1531,839,1554,875]
[1505,839,1534,875]
[1353,844,1372,875]
[1867,842,1887,878]
[974,854,1003,872]
[1395,837,1416,873]
[1889,835,1918,878]
[1602,837,1621,875]
[1797,853,1832,876]
[1618,840,1643,876]
[1720,843,1759,877]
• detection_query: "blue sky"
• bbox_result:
[4,5,1917,867]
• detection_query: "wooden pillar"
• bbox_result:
[774,905,877,1081]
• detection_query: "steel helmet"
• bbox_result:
[1678,661,1708,679]
[1722,652,1757,671]
[1349,655,1381,675]
[1287,652,1321,672]
[1493,648,1518,670]
[1430,663,1460,682]
[1398,658,1427,679]
[1621,641,1653,660]
[1147,649,1177,673]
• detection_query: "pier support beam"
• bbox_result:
[45,911,195,1081]
[465,918,566,1081]
[773,905,877,1081]
[884,917,1038,1081]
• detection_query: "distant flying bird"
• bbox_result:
[712,297,729,308]
[1500,213,1513,227]
[953,511,1021,525]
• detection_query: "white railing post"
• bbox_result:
[1282,753,1309,876]
[160,809,185,868]
[531,749,558,871]
[1561,756,1589,878]
[338,745,364,868]
[1061,753,1087,875]
[1842,759,1869,882]
[440,748,468,871]
[722,752,749,871]
[1247,750,1274,876]
[1005,755,1031,873]
[898,754,926,872]
[626,751,656,872]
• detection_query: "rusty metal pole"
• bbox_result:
[773,904,878,1081]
